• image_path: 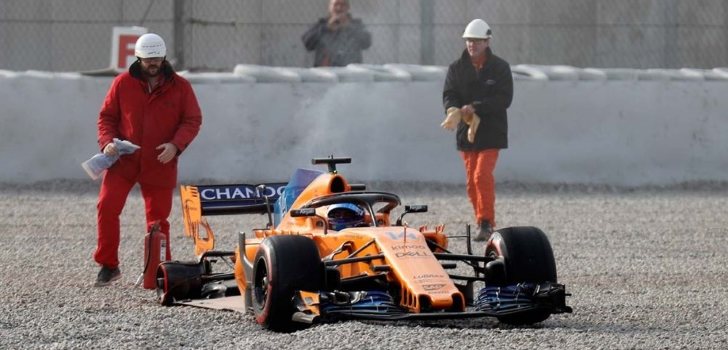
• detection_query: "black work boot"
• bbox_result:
[473,221,493,242]
[94,266,121,287]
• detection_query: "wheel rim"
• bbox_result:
[156,285,165,304]
[253,259,269,309]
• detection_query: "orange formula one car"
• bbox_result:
[156,157,571,332]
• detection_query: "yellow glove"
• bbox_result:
[441,107,461,131]
[462,112,480,143]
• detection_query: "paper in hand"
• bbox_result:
[113,138,140,155]
[81,138,140,180]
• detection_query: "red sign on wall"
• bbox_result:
[111,27,147,69]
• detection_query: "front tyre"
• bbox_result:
[252,235,322,332]
[485,226,557,325]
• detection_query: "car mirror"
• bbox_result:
[397,205,428,226]
[290,208,328,235]
[291,208,316,217]
[405,205,428,213]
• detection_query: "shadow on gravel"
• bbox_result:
[357,318,565,331]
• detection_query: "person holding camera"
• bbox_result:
[302,0,371,67]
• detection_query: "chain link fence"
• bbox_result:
[1,0,726,72]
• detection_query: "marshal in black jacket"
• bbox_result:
[443,48,513,151]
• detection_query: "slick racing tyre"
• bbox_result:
[252,235,323,332]
[485,226,557,325]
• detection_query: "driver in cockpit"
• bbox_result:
[327,203,368,230]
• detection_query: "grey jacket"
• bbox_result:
[302,16,372,67]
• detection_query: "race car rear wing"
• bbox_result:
[180,183,286,256]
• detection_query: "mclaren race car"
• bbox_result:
[156,157,571,332]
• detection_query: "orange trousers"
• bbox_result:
[460,149,499,227]
[94,170,173,269]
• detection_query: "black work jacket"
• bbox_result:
[443,48,513,151]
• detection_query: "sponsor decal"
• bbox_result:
[199,183,286,201]
[390,244,427,251]
[414,274,445,280]
[395,251,431,258]
[385,230,421,241]
[428,290,449,295]
[422,284,446,291]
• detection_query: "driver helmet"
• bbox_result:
[327,203,365,231]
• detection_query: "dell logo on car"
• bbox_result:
[395,251,430,258]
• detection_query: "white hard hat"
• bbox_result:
[134,33,166,58]
[462,19,492,40]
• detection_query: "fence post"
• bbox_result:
[173,0,186,70]
[420,0,434,65]
[662,0,678,68]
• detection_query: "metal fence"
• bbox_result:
[1,0,727,72]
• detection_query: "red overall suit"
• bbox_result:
[94,61,202,269]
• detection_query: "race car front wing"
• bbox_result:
[292,282,571,323]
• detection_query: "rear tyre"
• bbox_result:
[155,261,206,306]
[485,226,557,325]
[252,235,323,332]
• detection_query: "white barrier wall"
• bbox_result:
[1,66,727,186]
